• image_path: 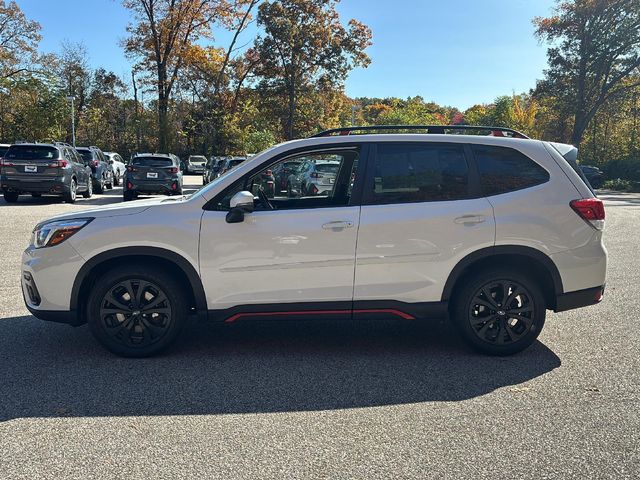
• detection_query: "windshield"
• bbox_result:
[5,145,58,160]
[133,157,173,167]
[190,156,207,163]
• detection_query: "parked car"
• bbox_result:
[579,165,604,189]
[220,157,246,176]
[184,155,207,174]
[272,159,303,195]
[21,125,606,357]
[76,146,113,194]
[203,157,219,184]
[1,142,92,203]
[286,157,341,197]
[104,152,126,186]
[0,143,10,159]
[123,153,183,201]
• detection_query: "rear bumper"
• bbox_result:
[554,285,605,312]
[2,177,68,194]
[125,179,180,194]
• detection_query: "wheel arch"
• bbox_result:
[71,247,207,324]
[442,245,563,310]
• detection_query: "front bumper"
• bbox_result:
[21,242,85,323]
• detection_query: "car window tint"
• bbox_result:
[76,149,93,161]
[6,145,58,160]
[369,143,469,204]
[473,145,549,196]
[132,157,173,167]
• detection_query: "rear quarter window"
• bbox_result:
[472,145,549,196]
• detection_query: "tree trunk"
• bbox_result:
[158,93,169,152]
[286,78,296,140]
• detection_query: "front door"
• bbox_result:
[199,147,362,316]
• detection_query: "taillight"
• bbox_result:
[91,160,99,167]
[0,159,14,167]
[310,172,323,178]
[570,198,605,230]
[49,160,68,168]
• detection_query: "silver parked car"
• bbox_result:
[286,157,341,197]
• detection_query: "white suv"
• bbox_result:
[21,126,607,357]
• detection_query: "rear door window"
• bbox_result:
[365,143,470,204]
[472,145,549,196]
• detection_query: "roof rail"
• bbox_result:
[311,125,530,139]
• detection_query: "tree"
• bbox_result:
[0,0,41,80]
[254,0,372,139]
[534,0,640,147]
[122,0,239,151]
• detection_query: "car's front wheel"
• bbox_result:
[87,265,187,357]
[82,179,93,198]
[451,268,546,356]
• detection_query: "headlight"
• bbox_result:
[31,218,93,249]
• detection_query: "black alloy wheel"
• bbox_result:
[452,268,545,355]
[88,266,187,357]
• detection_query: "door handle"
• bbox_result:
[454,215,486,225]
[322,221,354,230]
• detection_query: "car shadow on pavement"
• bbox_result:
[0,315,561,421]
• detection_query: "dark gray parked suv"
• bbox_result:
[123,153,183,201]
[76,146,113,194]
[0,142,93,203]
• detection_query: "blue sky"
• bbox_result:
[18,0,557,109]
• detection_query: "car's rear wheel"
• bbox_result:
[451,268,546,355]
[82,179,93,198]
[87,265,187,357]
[3,192,19,203]
[95,177,104,194]
[123,190,135,202]
[63,179,77,203]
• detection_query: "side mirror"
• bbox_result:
[226,191,255,223]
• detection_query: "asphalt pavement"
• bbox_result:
[0,182,638,479]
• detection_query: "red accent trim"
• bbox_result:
[224,308,415,324]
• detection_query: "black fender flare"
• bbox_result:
[441,245,564,302]
[71,246,207,316]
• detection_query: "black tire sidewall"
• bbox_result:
[87,266,187,357]
[451,268,546,356]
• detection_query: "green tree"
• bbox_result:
[0,0,41,80]
[534,0,640,147]
[254,0,372,139]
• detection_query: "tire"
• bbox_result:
[95,177,104,194]
[63,179,77,203]
[106,175,114,190]
[451,268,546,356]
[82,179,93,198]
[3,191,19,203]
[86,265,188,357]
[123,190,135,202]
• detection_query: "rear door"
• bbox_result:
[354,142,496,308]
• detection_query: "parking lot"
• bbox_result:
[0,184,638,479]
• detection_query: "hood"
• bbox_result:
[40,197,179,223]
